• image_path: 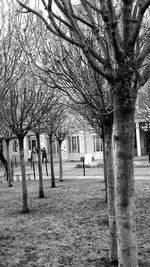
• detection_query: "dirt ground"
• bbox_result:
[0,178,150,267]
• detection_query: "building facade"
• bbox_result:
[0,123,148,166]
[0,130,103,164]
[135,121,149,157]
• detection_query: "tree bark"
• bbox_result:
[102,129,107,203]
[36,132,44,198]
[48,134,55,188]
[103,121,118,263]
[113,92,138,267]
[6,139,13,187]
[58,141,63,181]
[19,137,29,213]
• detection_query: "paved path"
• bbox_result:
[0,160,150,182]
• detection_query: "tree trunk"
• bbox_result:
[6,139,13,187]
[102,129,107,203]
[58,141,63,181]
[36,132,44,198]
[48,134,55,188]
[19,137,29,213]
[103,121,118,263]
[113,92,138,267]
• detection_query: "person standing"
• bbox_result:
[42,147,48,163]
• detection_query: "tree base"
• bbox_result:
[110,259,118,266]
[22,208,30,213]
[39,194,44,198]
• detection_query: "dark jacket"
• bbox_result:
[0,151,7,166]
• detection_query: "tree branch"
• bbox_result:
[101,0,123,60]
[138,31,150,63]
[16,0,81,46]
[128,0,150,48]
[139,61,150,86]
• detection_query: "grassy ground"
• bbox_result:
[0,179,150,267]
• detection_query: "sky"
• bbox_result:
[0,0,82,29]
[71,0,80,4]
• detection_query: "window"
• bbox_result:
[68,136,80,153]
[77,136,80,153]
[93,135,102,152]
[72,137,77,153]
[68,137,71,153]
[31,140,36,150]
[28,137,31,150]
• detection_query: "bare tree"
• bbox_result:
[0,123,13,187]
[35,127,44,198]
[12,13,67,189]
[0,4,26,187]
[54,113,68,182]
[16,1,150,265]
[42,103,64,188]
[15,16,117,261]
[0,3,23,99]
[1,64,55,212]
[39,39,116,261]
[54,110,81,182]
[33,92,60,196]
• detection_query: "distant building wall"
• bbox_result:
[0,130,103,164]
